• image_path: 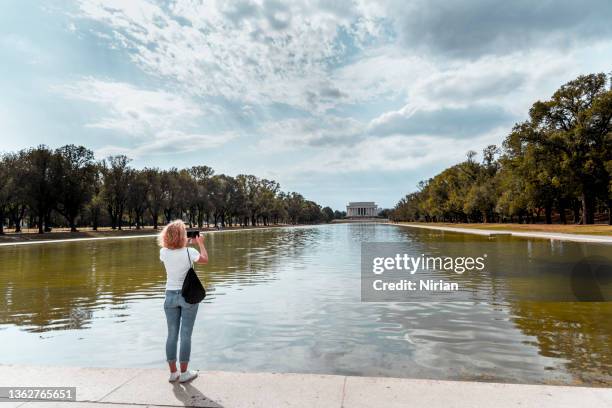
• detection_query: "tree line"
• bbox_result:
[391,73,612,225]
[0,147,341,234]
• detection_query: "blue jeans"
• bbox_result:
[164,290,199,363]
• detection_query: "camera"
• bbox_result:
[187,230,200,238]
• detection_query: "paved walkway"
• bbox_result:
[0,365,610,407]
[398,223,612,244]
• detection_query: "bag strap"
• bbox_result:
[186,247,193,268]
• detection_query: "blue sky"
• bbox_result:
[1,1,612,211]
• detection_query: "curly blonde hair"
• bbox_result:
[158,220,188,249]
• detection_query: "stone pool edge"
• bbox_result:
[0,365,610,408]
[395,222,612,244]
[0,225,303,247]
[6,222,612,247]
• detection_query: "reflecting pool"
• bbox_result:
[1,224,610,385]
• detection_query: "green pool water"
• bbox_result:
[0,223,610,385]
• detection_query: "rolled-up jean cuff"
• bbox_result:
[167,359,176,363]
[179,360,189,364]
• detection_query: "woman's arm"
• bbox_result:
[193,234,208,264]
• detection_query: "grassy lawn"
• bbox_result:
[0,227,160,243]
[399,222,612,236]
[0,224,287,243]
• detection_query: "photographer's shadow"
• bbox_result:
[172,380,223,408]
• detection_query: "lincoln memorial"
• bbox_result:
[346,202,380,217]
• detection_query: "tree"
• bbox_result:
[144,168,163,229]
[271,193,289,224]
[209,174,236,227]
[53,145,97,231]
[161,169,181,223]
[176,169,198,227]
[240,174,262,226]
[300,200,324,223]
[127,170,149,229]
[0,154,13,234]
[0,148,332,232]
[392,73,612,226]
[258,179,280,226]
[189,166,214,228]
[21,146,56,233]
[285,192,305,224]
[607,160,612,225]
[523,73,612,224]
[0,153,30,233]
[88,168,104,231]
[102,155,132,230]
[322,206,334,222]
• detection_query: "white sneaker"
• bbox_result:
[179,370,198,383]
[169,371,180,382]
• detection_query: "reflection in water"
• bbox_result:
[0,224,610,385]
[0,227,316,332]
[510,301,612,385]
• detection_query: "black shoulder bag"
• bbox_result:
[181,248,206,304]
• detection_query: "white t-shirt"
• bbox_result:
[160,247,201,290]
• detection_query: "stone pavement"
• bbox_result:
[398,223,612,244]
[0,365,611,407]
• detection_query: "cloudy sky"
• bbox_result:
[1,1,612,210]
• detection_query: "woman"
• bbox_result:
[158,220,208,383]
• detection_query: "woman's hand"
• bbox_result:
[194,234,208,263]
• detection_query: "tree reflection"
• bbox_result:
[0,227,316,332]
[509,301,612,385]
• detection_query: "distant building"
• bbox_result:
[346,202,380,217]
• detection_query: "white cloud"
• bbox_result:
[292,135,464,173]
[331,46,434,105]
[258,115,364,150]
[53,78,207,135]
[385,0,612,58]
[73,0,384,111]
[53,77,236,157]
[0,34,44,65]
[95,129,238,158]
[368,104,514,138]
[62,0,612,180]
[284,127,506,175]
[407,50,575,113]
[70,1,612,117]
